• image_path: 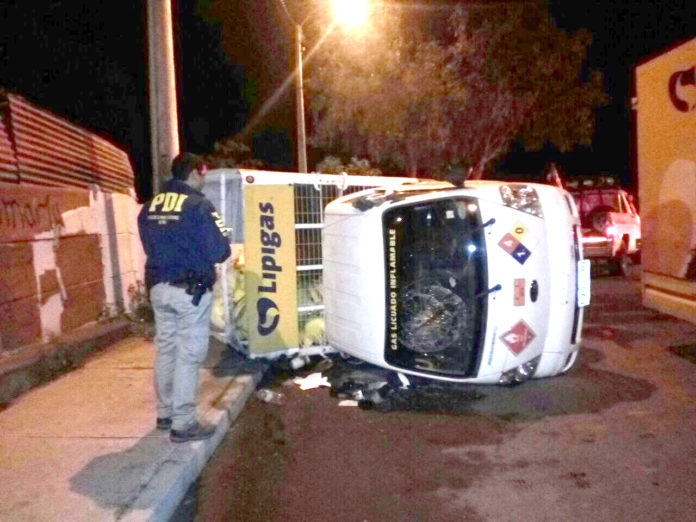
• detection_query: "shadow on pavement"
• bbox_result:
[211,346,269,377]
[69,433,174,515]
[70,342,263,518]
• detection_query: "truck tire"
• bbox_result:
[615,242,634,279]
[589,205,614,233]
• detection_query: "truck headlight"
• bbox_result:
[499,184,544,218]
[498,355,542,386]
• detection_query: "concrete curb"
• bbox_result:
[119,372,263,522]
[0,319,133,406]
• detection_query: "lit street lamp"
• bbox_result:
[278,0,368,172]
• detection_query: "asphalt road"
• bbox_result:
[176,274,696,521]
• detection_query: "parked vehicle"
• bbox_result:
[566,177,641,277]
[634,36,696,322]
[323,180,589,385]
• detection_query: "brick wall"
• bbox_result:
[0,181,144,351]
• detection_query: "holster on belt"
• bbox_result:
[180,270,214,306]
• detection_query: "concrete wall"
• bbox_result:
[0,181,145,351]
[635,37,696,324]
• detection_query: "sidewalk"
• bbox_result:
[0,330,267,521]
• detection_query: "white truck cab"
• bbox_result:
[323,180,589,385]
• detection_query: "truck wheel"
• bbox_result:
[615,244,634,279]
[589,206,613,233]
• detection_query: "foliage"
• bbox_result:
[444,7,536,178]
[462,3,608,156]
[126,281,153,323]
[195,1,607,178]
[98,303,121,322]
[126,281,155,339]
[200,135,268,169]
[305,6,466,176]
[303,1,607,179]
[315,155,382,176]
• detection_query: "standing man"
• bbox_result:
[138,153,231,443]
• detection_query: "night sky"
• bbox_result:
[1,1,694,199]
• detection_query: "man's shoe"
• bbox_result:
[170,422,216,443]
[156,417,172,430]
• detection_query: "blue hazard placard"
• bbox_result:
[511,243,531,264]
[498,232,532,264]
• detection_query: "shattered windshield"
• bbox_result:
[383,196,488,376]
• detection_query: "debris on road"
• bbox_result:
[293,372,331,390]
[255,352,486,413]
[326,360,486,412]
[314,357,334,373]
[254,389,285,405]
[289,355,310,370]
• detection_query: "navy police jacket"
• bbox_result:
[138,179,231,288]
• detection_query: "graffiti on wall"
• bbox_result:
[0,182,87,242]
[0,182,97,348]
[0,194,64,234]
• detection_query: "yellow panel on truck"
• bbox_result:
[635,37,696,324]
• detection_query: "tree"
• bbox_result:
[304,1,607,179]
[315,155,382,176]
[306,5,466,176]
[200,135,267,169]
[444,7,536,179]
[461,4,608,158]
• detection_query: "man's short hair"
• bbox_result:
[171,153,204,181]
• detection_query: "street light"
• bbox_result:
[278,0,368,172]
[331,0,369,29]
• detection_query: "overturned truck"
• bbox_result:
[323,180,590,385]
[201,168,412,358]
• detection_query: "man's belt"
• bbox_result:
[166,276,211,306]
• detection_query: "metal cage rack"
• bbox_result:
[204,168,413,358]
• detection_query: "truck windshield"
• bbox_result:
[573,190,622,218]
[382,196,488,376]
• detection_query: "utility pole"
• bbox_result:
[147,0,180,194]
[295,24,308,173]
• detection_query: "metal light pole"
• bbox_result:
[277,0,368,174]
[147,0,179,194]
[295,24,308,173]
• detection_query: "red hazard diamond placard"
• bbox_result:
[498,233,520,254]
[500,320,536,355]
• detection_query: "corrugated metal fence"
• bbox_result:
[0,96,18,183]
[0,92,133,192]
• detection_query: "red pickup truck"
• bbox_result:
[567,177,641,277]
